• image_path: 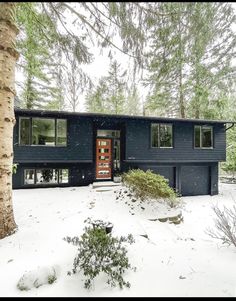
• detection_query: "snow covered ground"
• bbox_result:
[0,182,236,297]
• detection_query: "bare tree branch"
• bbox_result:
[206,204,236,247]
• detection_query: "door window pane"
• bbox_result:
[57,119,67,146]
[32,118,55,146]
[99,148,109,153]
[99,141,109,146]
[98,163,109,167]
[98,170,110,175]
[20,118,30,145]
[99,155,109,160]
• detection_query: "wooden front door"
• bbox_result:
[96,138,112,179]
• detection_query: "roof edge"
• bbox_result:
[14,108,235,124]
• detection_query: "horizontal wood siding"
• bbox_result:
[13,114,93,162]
[14,112,226,165]
[125,120,226,162]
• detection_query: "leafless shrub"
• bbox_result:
[206,204,236,247]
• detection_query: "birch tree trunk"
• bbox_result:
[0,2,19,239]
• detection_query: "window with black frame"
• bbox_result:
[24,169,69,185]
[32,118,55,146]
[194,125,213,148]
[151,123,173,148]
[19,117,67,146]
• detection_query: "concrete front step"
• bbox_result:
[92,181,122,189]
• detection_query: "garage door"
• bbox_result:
[181,166,210,196]
[142,166,175,188]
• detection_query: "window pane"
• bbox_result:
[159,124,172,147]
[57,119,67,146]
[32,118,55,146]
[99,155,109,160]
[20,118,30,145]
[151,124,159,147]
[202,127,212,148]
[58,169,69,183]
[24,169,35,185]
[97,129,120,138]
[99,148,109,153]
[114,139,120,170]
[99,141,109,146]
[194,126,201,148]
[35,169,58,184]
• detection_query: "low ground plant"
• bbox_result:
[64,219,135,289]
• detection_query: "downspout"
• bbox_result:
[225,122,235,131]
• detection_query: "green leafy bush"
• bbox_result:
[12,163,18,174]
[64,220,135,289]
[122,169,177,205]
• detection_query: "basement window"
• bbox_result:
[24,169,35,185]
[24,169,69,185]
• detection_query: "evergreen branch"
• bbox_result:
[62,2,138,60]
[133,2,186,17]
[80,2,108,46]
[82,2,107,28]
[92,2,122,29]
[48,3,76,41]
[46,3,92,63]
[41,3,67,50]
[25,3,53,45]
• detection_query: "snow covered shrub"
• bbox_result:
[206,204,236,247]
[64,221,135,289]
[17,266,57,291]
[122,169,177,205]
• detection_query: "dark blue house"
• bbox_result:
[13,108,234,196]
